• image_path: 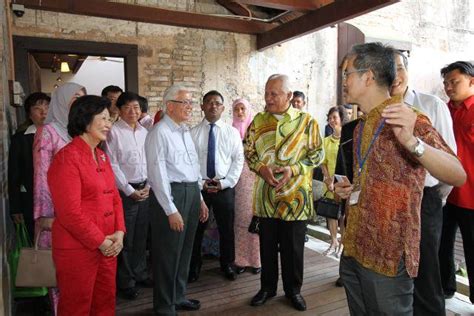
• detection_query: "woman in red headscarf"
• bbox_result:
[232,98,261,274]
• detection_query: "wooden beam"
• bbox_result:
[216,0,251,17]
[257,0,399,50]
[16,0,274,35]
[237,0,334,11]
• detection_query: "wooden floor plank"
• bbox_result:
[116,247,469,315]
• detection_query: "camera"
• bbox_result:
[11,4,25,17]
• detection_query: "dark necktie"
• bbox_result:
[207,123,216,179]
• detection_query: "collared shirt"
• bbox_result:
[447,94,474,209]
[244,106,324,220]
[24,124,37,135]
[105,119,148,196]
[405,88,457,187]
[343,96,455,278]
[190,118,244,189]
[145,114,201,215]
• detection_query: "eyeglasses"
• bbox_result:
[170,99,194,106]
[342,68,369,80]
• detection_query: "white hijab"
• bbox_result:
[45,82,84,142]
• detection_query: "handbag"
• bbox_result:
[248,216,260,234]
[15,228,57,288]
[8,223,48,297]
[315,191,342,220]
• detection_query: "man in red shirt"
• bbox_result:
[439,61,474,303]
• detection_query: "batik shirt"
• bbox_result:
[343,96,455,277]
[244,106,324,221]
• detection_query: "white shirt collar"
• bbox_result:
[24,124,37,135]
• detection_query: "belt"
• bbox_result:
[171,181,198,187]
[129,180,147,190]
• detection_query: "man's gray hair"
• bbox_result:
[267,74,291,93]
[163,84,189,105]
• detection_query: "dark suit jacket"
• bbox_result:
[335,119,360,183]
[8,130,35,239]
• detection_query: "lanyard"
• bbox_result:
[356,119,385,176]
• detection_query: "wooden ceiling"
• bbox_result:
[30,52,88,73]
[16,0,399,51]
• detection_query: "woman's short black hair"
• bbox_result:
[68,95,110,138]
[24,92,50,115]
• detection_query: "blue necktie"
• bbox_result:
[207,123,216,179]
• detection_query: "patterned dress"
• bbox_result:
[234,161,260,268]
[33,123,68,315]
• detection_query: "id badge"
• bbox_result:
[349,190,361,205]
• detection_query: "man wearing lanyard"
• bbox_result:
[145,84,209,315]
[390,51,457,315]
[105,92,152,300]
[438,61,474,304]
[189,90,244,282]
[335,43,465,315]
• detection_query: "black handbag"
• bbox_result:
[315,192,342,219]
[248,216,260,234]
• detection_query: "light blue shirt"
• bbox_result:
[145,114,201,215]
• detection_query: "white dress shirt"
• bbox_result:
[190,118,244,189]
[406,88,457,187]
[145,114,201,215]
[105,119,148,196]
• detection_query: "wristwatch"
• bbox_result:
[411,137,425,157]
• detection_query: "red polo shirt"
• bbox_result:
[447,95,474,210]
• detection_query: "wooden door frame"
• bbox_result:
[13,35,138,97]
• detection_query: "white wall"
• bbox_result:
[41,56,125,95]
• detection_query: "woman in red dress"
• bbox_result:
[48,95,125,315]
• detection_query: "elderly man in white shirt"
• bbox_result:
[105,92,151,300]
[145,84,209,316]
[391,51,457,316]
[188,90,244,282]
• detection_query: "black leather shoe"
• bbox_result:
[176,299,201,311]
[250,290,276,306]
[335,277,343,287]
[223,265,236,281]
[251,267,261,274]
[288,294,306,311]
[119,287,139,300]
[137,278,154,288]
[235,266,246,274]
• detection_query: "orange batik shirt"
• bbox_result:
[343,96,456,277]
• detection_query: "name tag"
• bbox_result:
[349,190,361,205]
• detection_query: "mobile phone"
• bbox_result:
[334,174,350,183]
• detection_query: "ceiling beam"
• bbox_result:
[257,0,399,50]
[16,0,274,35]
[216,0,251,17]
[236,0,334,11]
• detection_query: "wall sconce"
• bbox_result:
[60,62,70,73]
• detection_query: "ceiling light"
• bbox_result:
[60,62,70,73]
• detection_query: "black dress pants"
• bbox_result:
[413,186,445,315]
[259,218,306,296]
[117,192,150,289]
[439,202,474,304]
[190,188,235,270]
